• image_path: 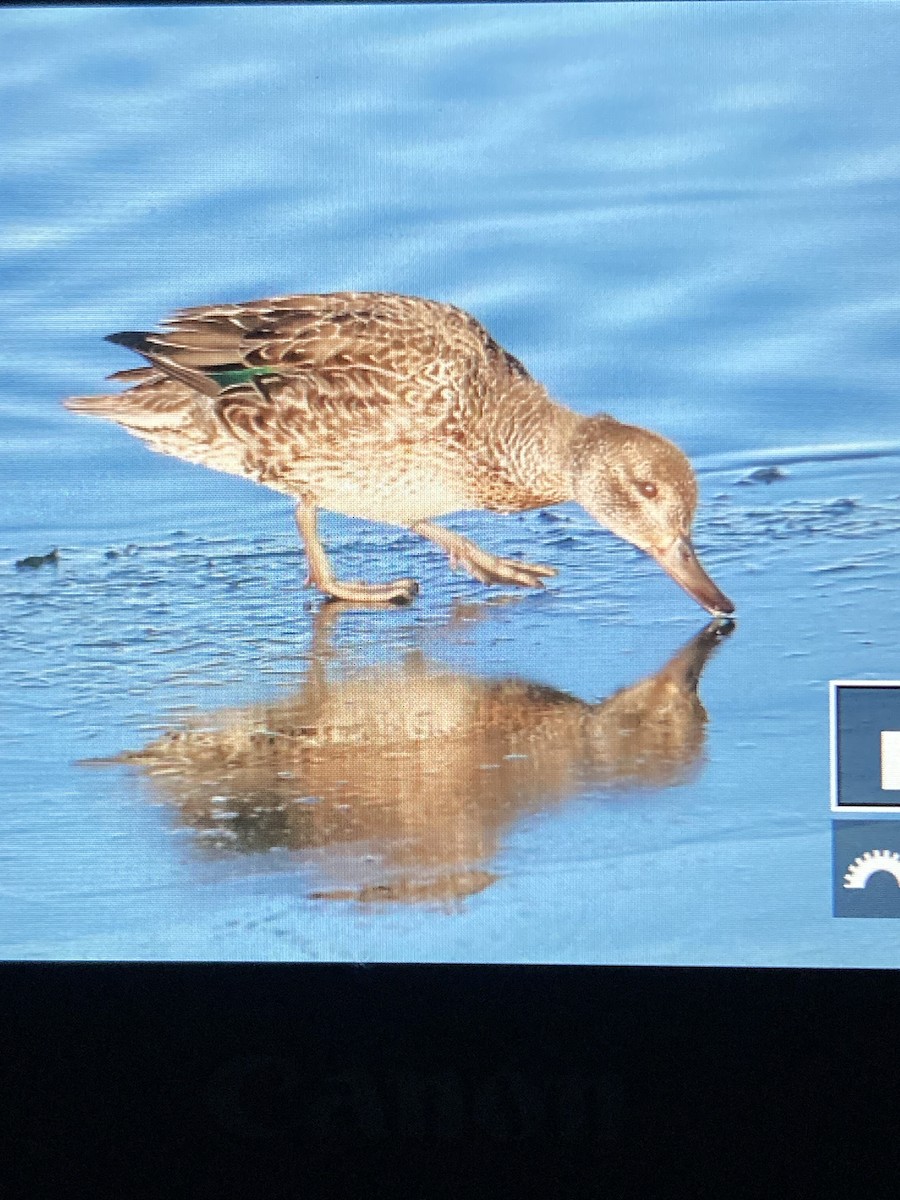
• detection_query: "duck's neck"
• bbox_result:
[483,384,609,509]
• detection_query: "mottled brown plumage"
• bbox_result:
[65,291,733,613]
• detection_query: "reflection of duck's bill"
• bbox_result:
[650,536,734,616]
[661,613,735,691]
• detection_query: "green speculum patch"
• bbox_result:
[208,366,278,388]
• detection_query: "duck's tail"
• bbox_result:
[63,393,118,416]
[64,368,248,477]
[64,367,172,425]
[64,334,157,418]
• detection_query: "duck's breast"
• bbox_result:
[285,439,475,522]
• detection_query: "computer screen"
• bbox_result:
[4,1,900,962]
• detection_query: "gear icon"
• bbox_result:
[843,849,900,890]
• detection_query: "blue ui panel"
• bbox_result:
[830,681,900,813]
[833,821,900,918]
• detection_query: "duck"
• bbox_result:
[64,291,733,614]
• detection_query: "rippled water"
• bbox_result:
[3,3,900,963]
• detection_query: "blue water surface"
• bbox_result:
[3,2,900,963]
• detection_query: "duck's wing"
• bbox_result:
[106,292,536,442]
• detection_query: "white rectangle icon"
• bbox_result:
[881,731,900,790]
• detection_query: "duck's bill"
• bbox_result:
[651,536,735,616]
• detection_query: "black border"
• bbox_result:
[4,962,900,1185]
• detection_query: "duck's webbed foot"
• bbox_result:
[411,521,557,589]
[295,502,419,606]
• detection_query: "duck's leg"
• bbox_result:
[410,521,557,588]
[295,501,419,604]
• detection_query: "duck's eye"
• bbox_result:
[637,481,658,499]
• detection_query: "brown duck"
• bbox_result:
[65,291,733,614]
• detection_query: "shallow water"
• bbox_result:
[3,3,900,963]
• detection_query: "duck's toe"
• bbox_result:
[389,577,420,604]
[472,556,557,588]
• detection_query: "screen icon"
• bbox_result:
[880,731,900,790]
[833,821,900,917]
[830,681,900,812]
[843,849,900,889]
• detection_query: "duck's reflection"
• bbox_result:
[112,607,734,904]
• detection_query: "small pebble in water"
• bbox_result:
[737,466,788,486]
[16,549,59,569]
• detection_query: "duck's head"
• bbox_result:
[571,416,734,616]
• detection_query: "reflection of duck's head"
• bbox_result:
[572,416,733,616]
[580,618,733,788]
[100,617,733,905]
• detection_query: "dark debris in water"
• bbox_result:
[15,549,59,569]
[737,466,789,486]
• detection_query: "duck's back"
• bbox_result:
[66,291,563,521]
